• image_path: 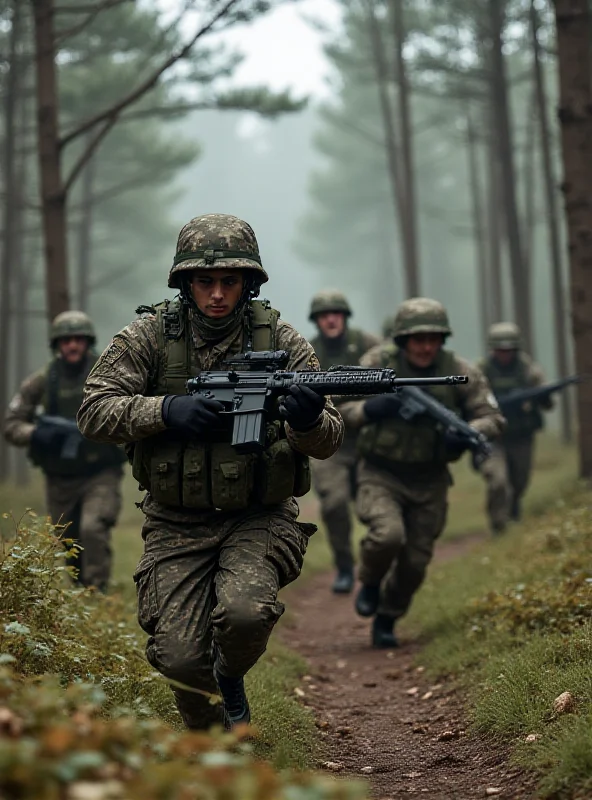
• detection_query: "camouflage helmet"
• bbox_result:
[392,297,452,340]
[381,315,396,339]
[168,213,268,289]
[308,289,352,321]
[50,310,96,347]
[487,321,521,350]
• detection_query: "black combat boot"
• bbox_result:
[214,668,251,730]
[355,583,381,617]
[332,568,354,594]
[510,497,521,521]
[372,614,399,649]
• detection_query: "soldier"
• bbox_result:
[338,298,504,648]
[477,322,552,533]
[308,290,380,593]
[77,214,344,731]
[4,311,126,591]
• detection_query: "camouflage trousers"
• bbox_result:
[134,495,315,730]
[480,438,534,529]
[355,460,449,619]
[310,436,357,571]
[45,465,123,590]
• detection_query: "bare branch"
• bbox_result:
[63,117,116,193]
[55,0,133,44]
[59,0,242,150]
[54,0,129,12]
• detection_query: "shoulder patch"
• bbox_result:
[307,353,321,371]
[102,338,126,365]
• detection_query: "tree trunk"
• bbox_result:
[553,0,592,475]
[532,0,572,442]
[363,0,417,297]
[31,0,70,321]
[466,110,490,349]
[489,0,532,350]
[77,140,96,312]
[522,87,537,309]
[0,0,23,482]
[391,0,420,294]
[487,131,504,321]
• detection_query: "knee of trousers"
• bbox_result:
[213,597,283,642]
[318,487,350,517]
[149,640,213,689]
[361,519,405,559]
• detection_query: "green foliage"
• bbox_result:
[0,667,366,799]
[0,514,366,796]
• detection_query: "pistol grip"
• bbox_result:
[232,411,266,454]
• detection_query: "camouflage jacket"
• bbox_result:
[339,345,505,440]
[78,312,344,460]
[4,369,47,447]
[476,352,553,410]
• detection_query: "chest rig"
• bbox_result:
[357,345,462,468]
[34,356,125,477]
[482,356,542,436]
[311,328,369,370]
[131,299,311,510]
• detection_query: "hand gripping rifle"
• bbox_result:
[497,375,585,416]
[186,350,468,455]
[389,385,493,467]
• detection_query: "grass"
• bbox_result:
[0,431,579,787]
[403,485,592,797]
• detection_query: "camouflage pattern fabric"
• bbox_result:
[46,466,123,589]
[136,495,314,729]
[168,214,268,288]
[355,462,449,618]
[50,310,96,346]
[480,439,534,530]
[4,363,124,590]
[339,342,503,620]
[311,439,357,572]
[78,315,342,455]
[309,325,379,572]
[392,297,452,339]
[308,289,352,319]
[479,443,512,532]
[78,306,343,729]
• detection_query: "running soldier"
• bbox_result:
[78,214,344,730]
[309,290,380,593]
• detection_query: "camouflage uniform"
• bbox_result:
[78,214,343,729]
[3,312,125,590]
[308,290,380,577]
[477,322,552,530]
[340,299,503,626]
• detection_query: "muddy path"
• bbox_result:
[281,533,538,800]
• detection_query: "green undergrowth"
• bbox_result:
[405,484,592,798]
[0,514,365,796]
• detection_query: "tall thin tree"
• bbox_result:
[553,0,592,474]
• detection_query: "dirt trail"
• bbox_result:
[282,533,537,800]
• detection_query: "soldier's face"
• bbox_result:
[492,348,517,366]
[189,269,245,318]
[57,336,90,365]
[404,333,444,369]
[316,311,346,338]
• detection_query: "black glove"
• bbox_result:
[30,421,67,453]
[162,394,224,436]
[443,426,470,458]
[279,385,326,431]
[364,394,402,423]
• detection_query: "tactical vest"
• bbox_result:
[33,355,126,477]
[311,328,369,370]
[481,356,543,436]
[357,346,462,469]
[131,299,311,511]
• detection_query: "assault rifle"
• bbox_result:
[497,375,584,416]
[35,415,84,460]
[390,385,492,467]
[186,350,469,455]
